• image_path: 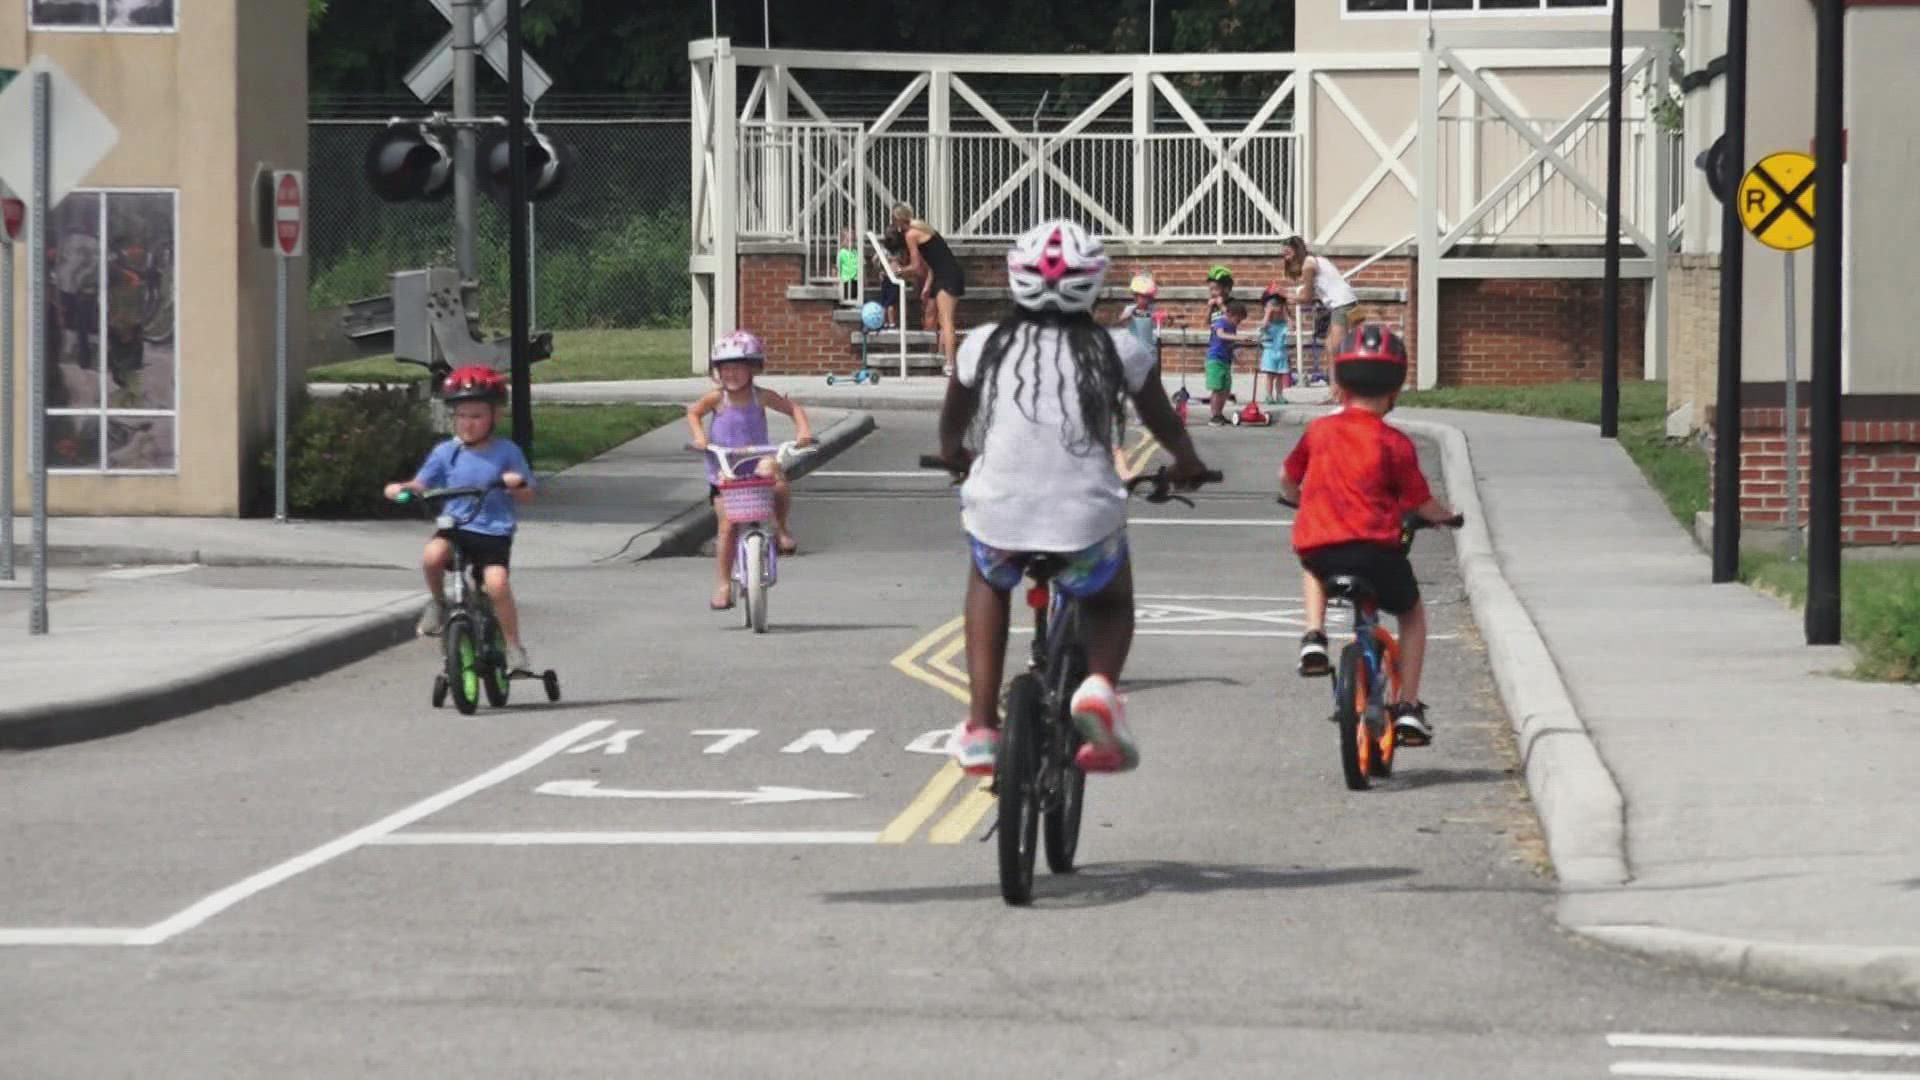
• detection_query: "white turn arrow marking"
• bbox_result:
[534,780,859,805]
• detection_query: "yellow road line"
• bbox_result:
[927,779,996,844]
[1128,434,1162,476]
[927,630,969,687]
[877,761,967,844]
[889,615,968,705]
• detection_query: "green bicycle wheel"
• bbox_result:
[482,621,511,707]
[444,616,480,716]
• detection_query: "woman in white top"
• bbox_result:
[1282,235,1359,355]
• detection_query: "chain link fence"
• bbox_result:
[307,119,691,330]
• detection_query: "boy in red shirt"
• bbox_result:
[1279,325,1461,746]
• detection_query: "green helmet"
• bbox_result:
[1207,264,1234,283]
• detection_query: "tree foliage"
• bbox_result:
[309,0,1294,101]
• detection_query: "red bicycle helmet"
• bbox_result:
[1332,323,1408,397]
[442,365,508,404]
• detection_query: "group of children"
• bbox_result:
[381,219,1454,783]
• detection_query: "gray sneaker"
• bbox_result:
[508,645,534,674]
[416,599,447,637]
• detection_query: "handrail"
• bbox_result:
[865,230,911,379]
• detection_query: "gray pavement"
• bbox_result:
[3,411,1912,1079]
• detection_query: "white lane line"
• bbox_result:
[97,564,200,580]
[1131,518,1291,527]
[0,927,144,946]
[127,720,613,946]
[812,470,947,479]
[372,831,880,846]
[1611,1064,1920,1080]
[1608,1035,1920,1058]
[1138,593,1299,602]
[1011,627,1458,640]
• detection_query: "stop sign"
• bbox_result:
[1,197,21,242]
[273,171,304,257]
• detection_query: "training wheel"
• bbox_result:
[825,374,837,385]
[431,674,448,709]
[542,670,561,703]
[867,370,881,385]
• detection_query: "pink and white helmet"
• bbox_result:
[1006,220,1109,315]
[709,329,766,368]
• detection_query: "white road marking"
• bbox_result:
[534,780,858,805]
[1608,1035,1920,1058]
[1611,1065,1920,1080]
[0,927,144,946]
[904,728,954,756]
[373,831,880,846]
[692,728,758,754]
[97,564,200,580]
[779,729,874,754]
[1138,593,1300,602]
[566,728,643,755]
[1130,518,1291,527]
[1011,626,1457,641]
[126,720,613,946]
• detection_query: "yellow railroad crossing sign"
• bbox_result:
[1739,151,1815,251]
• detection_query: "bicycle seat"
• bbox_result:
[1324,574,1375,603]
[1025,555,1069,583]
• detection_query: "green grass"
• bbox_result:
[1399,379,1920,682]
[308,328,692,385]
[1399,380,1709,528]
[500,404,681,475]
[1741,551,1920,681]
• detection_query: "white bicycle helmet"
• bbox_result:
[1128,272,1158,297]
[710,329,766,368]
[1006,220,1109,314]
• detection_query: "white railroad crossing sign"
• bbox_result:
[406,0,552,105]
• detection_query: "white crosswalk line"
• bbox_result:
[1611,1064,1920,1080]
[1608,1034,1920,1058]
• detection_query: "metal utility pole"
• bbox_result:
[505,0,533,458]
[1710,0,1749,584]
[1599,0,1625,439]
[1806,0,1845,644]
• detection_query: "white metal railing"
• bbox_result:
[1438,114,1660,245]
[740,120,866,283]
[864,231,910,378]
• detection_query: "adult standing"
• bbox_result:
[1282,235,1358,355]
[892,204,966,376]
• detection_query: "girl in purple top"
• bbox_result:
[686,330,814,611]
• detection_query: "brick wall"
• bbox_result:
[1665,255,1721,431]
[1721,409,1920,545]
[739,250,1647,388]
[1435,278,1647,386]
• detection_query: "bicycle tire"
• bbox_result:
[1043,638,1087,874]
[997,674,1043,905]
[1335,642,1372,791]
[743,532,770,633]
[482,621,511,707]
[1369,629,1400,779]
[445,616,480,716]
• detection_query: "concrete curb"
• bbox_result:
[1574,925,1920,1009]
[1389,417,1632,891]
[626,409,879,561]
[0,596,422,750]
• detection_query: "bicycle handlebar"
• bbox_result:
[920,455,1222,507]
[688,440,817,479]
[1276,493,1465,531]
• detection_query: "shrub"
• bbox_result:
[265,386,441,518]
[1850,576,1920,682]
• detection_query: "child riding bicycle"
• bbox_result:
[1279,325,1459,747]
[934,219,1212,777]
[687,330,814,611]
[382,365,537,673]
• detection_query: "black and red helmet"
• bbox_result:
[442,365,509,404]
[1332,323,1408,397]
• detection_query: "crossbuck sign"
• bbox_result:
[405,0,552,104]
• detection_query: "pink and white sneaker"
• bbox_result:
[1069,675,1138,773]
[950,722,999,777]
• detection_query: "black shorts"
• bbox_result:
[436,528,513,572]
[1301,542,1420,615]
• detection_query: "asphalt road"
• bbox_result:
[2,410,1913,1078]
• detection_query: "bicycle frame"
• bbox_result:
[696,441,815,592]
[1331,595,1396,721]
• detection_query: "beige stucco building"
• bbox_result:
[2,0,305,516]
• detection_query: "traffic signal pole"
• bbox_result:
[1807,0,1845,643]
[452,0,478,281]
[505,0,533,458]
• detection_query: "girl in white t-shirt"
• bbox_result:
[930,220,1212,778]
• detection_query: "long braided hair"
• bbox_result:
[967,305,1131,461]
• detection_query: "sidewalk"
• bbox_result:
[0,408,874,748]
[1395,408,1920,1009]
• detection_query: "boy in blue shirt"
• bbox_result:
[383,366,538,673]
[1205,300,1249,426]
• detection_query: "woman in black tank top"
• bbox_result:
[893,204,967,376]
